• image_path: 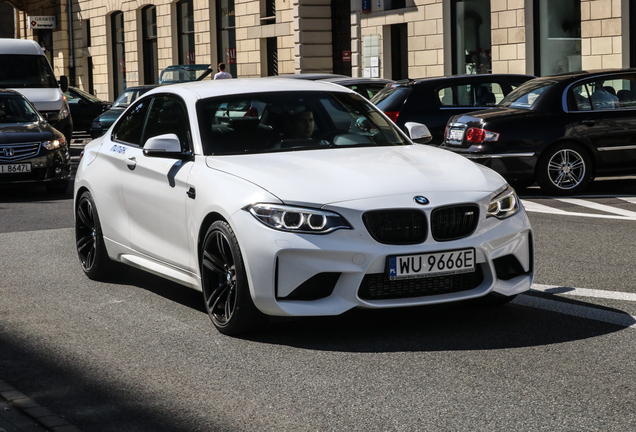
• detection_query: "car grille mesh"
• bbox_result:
[431,205,479,241]
[0,143,40,162]
[362,210,427,245]
[358,265,484,300]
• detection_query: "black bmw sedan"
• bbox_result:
[440,69,636,195]
[0,89,71,193]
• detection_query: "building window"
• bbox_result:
[534,0,581,76]
[451,0,491,74]
[385,0,406,10]
[86,19,91,47]
[266,37,277,76]
[391,24,408,80]
[631,0,636,67]
[177,0,195,64]
[261,0,275,25]
[111,12,125,97]
[332,0,352,76]
[217,0,237,77]
[0,3,15,38]
[142,5,158,84]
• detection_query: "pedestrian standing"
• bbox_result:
[214,63,233,80]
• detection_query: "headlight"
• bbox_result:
[487,186,520,219]
[58,104,70,120]
[91,120,102,129]
[247,204,352,234]
[42,137,66,150]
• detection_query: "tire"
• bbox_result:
[536,143,592,195]
[201,221,266,336]
[45,179,70,194]
[75,191,126,280]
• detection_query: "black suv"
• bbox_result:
[372,74,534,144]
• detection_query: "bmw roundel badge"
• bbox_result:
[414,196,429,205]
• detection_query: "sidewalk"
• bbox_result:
[0,380,80,432]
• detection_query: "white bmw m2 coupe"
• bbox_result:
[74,78,533,335]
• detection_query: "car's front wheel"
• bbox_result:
[75,191,126,280]
[536,143,592,195]
[201,221,265,335]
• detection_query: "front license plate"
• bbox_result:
[388,248,475,280]
[0,163,31,173]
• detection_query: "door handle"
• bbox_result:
[579,119,596,127]
[187,187,196,199]
[126,157,137,170]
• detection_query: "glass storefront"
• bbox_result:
[452,0,492,74]
[143,6,158,84]
[111,12,125,97]
[177,0,195,65]
[217,0,237,78]
[535,0,582,76]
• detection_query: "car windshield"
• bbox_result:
[0,54,59,89]
[197,91,409,155]
[159,65,210,84]
[499,80,555,109]
[0,94,41,123]
[113,88,150,108]
[67,87,103,103]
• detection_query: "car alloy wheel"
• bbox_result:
[537,143,592,195]
[75,191,125,280]
[201,221,264,335]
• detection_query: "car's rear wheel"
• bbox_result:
[537,143,592,195]
[201,221,265,336]
[75,191,125,280]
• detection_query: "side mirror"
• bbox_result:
[404,122,432,144]
[59,76,69,92]
[143,133,192,160]
[78,99,88,106]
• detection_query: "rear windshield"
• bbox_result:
[197,91,409,155]
[499,80,554,110]
[371,86,411,112]
[0,54,58,89]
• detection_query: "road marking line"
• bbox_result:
[532,283,636,301]
[521,199,636,220]
[513,294,636,329]
[556,198,636,217]
[619,197,636,205]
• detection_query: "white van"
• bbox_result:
[0,38,73,142]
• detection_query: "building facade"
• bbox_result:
[2,0,635,102]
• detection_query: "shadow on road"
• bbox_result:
[115,268,631,353]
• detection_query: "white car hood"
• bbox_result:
[9,88,63,111]
[205,145,505,206]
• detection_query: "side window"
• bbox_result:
[112,99,151,146]
[142,95,191,151]
[438,87,455,106]
[473,83,502,107]
[570,76,636,111]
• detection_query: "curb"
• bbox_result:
[0,380,80,432]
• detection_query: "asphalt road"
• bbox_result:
[1,161,635,431]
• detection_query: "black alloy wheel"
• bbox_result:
[75,191,124,280]
[537,142,592,195]
[201,221,265,335]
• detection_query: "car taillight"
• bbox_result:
[384,111,399,123]
[466,127,499,143]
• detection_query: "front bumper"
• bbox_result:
[0,146,71,185]
[231,192,534,317]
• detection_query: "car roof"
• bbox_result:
[0,38,45,55]
[393,73,536,86]
[271,73,350,80]
[528,68,636,82]
[144,78,356,99]
[319,77,395,85]
[163,64,211,71]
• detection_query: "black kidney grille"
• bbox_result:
[362,210,427,245]
[358,265,484,300]
[431,204,479,241]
